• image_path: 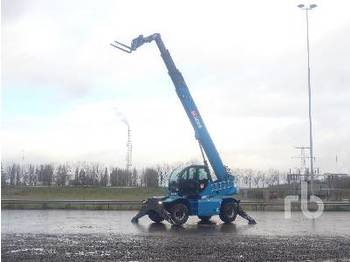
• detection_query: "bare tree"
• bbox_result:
[73,167,80,185]
[8,163,20,186]
[252,171,262,188]
[56,164,68,186]
[131,168,138,186]
[245,169,254,189]
[78,168,87,185]
[42,164,54,186]
[110,168,131,186]
[28,165,37,186]
[1,164,8,185]
[100,168,108,186]
[266,169,281,187]
[142,168,159,188]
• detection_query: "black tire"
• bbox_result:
[170,203,189,226]
[198,216,212,222]
[219,201,238,223]
[148,210,164,223]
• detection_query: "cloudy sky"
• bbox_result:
[2,0,349,173]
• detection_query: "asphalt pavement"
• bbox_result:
[2,210,350,261]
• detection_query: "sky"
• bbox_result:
[1,0,349,173]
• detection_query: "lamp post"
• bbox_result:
[298,3,317,195]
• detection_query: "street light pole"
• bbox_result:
[298,3,317,195]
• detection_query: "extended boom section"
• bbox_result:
[113,34,231,184]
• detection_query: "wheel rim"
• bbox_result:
[174,209,185,220]
[225,205,234,218]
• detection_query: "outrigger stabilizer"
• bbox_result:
[131,197,173,224]
[111,33,256,226]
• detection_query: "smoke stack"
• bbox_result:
[114,107,132,171]
[126,126,132,171]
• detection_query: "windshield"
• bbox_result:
[168,167,183,192]
[169,167,183,182]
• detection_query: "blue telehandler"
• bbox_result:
[111,33,256,225]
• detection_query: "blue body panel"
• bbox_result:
[196,199,222,216]
[200,177,239,197]
[163,195,227,216]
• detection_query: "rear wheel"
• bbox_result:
[170,203,189,226]
[219,201,238,223]
[148,210,164,223]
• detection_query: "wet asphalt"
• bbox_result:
[2,210,350,261]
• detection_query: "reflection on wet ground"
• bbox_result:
[2,209,350,237]
[134,221,239,234]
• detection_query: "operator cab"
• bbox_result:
[168,165,212,197]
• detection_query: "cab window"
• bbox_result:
[188,167,196,180]
[198,167,210,181]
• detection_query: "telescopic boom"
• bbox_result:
[111,33,231,181]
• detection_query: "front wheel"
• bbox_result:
[170,203,189,226]
[148,210,164,223]
[219,201,238,223]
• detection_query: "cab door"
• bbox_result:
[178,166,211,196]
[178,167,199,197]
[197,167,211,192]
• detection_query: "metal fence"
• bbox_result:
[2,199,350,211]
